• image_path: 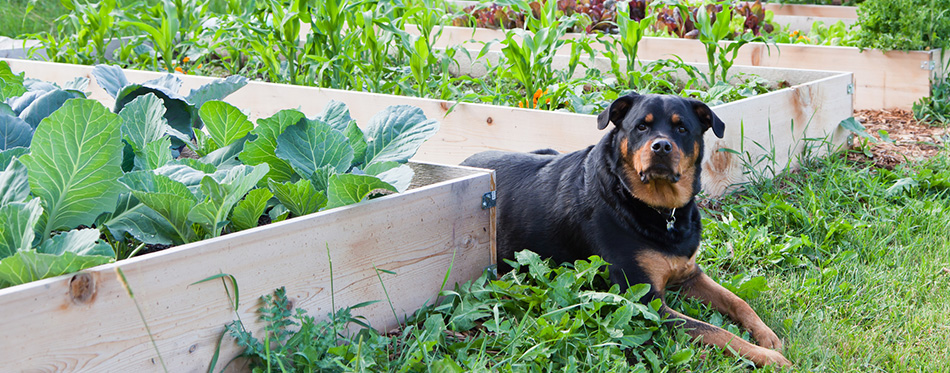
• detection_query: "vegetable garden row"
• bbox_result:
[0,0,946,370]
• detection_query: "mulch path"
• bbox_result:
[846,109,949,169]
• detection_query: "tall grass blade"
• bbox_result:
[115,267,168,373]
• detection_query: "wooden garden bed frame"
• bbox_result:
[0,37,39,59]
[761,3,857,19]
[0,160,494,371]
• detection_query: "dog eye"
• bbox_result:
[636,123,648,131]
[677,126,687,133]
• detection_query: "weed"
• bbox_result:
[116,267,169,373]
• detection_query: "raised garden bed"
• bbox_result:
[424,22,943,110]
[0,58,495,371]
[0,157,493,371]
[4,58,853,196]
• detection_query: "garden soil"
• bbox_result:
[847,109,950,169]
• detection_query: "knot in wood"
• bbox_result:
[459,234,476,249]
[69,273,97,304]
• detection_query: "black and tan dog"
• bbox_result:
[461,93,790,367]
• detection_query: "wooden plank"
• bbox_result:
[762,3,858,19]
[702,73,852,193]
[0,162,494,372]
[423,25,936,109]
[1,58,851,196]
[772,14,855,32]
[0,37,39,59]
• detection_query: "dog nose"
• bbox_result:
[651,139,673,155]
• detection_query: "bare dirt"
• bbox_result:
[846,109,949,169]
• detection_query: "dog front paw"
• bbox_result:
[753,327,784,351]
[756,348,792,368]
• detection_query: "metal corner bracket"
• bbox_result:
[481,191,496,209]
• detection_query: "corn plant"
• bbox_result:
[490,19,580,110]
[601,3,656,90]
[28,0,121,65]
[119,0,213,72]
[245,0,313,85]
[693,3,771,87]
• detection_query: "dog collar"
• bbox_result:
[616,174,678,231]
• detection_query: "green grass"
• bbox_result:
[0,0,71,38]
[694,151,950,372]
[0,0,236,38]
[224,148,950,372]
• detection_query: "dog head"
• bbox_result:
[596,92,725,209]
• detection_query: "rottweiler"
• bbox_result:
[461,93,791,367]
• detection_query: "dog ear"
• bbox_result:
[597,93,640,130]
[691,100,725,138]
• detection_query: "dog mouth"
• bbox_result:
[639,165,681,183]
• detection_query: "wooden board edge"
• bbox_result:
[762,3,858,18]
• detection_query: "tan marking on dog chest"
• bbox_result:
[636,250,700,291]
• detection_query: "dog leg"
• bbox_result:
[678,270,784,351]
[659,304,791,367]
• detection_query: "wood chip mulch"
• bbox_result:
[846,109,949,169]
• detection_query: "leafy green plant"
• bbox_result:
[852,0,950,51]
[118,0,216,72]
[0,62,442,289]
[91,64,247,153]
[770,20,857,46]
[242,101,439,217]
[27,0,122,65]
[225,252,704,372]
[600,2,656,90]
[243,0,311,85]
[0,98,118,288]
